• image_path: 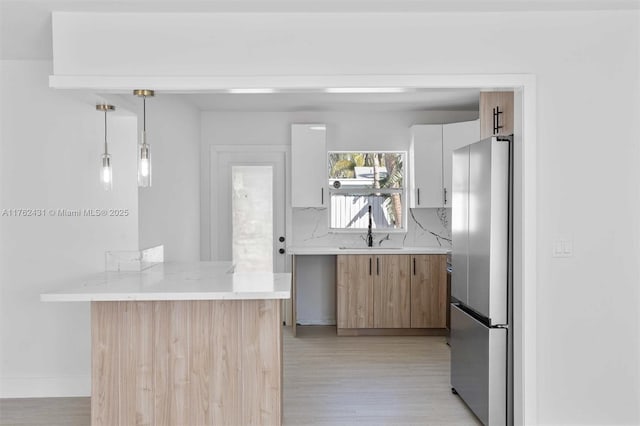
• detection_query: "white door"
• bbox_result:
[213,150,287,274]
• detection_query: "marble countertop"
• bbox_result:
[40,262,291,302]
[286,246,451,255]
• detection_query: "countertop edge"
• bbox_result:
[39,263,292,303]
[286,247,451,255]
[41,291,292,302]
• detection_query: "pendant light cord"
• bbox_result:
[143,96,146,132]
[104,110,108,155]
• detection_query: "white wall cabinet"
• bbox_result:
[442,120,480,207]
[291,124,327,208]
[409,125,443,208]
[410,120,479,208]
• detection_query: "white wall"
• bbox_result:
[138,96,200,261]
[0,60,139,397]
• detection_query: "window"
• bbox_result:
[328,152,406,232]
[232,165,273,272]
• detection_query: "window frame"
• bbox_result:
[327,150,408,233]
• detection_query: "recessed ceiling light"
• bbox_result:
[324,87,408,94]
[228,88,277,94]
[310,125,326,130]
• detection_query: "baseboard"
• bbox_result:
[0,375,90,398]
[337,328,449,336]
[296,318,336,326]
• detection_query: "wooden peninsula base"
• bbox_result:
[91,299,282,426]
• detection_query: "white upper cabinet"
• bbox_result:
[291,124,327,208]
[410,120,479,208]
[410,125,443,208]
[442,120,480,207]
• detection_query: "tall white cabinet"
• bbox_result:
[409,125,443,208]
[410,120,480,208]
[291,124,327,208]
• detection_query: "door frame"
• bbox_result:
[196,73,534,426]
[209,144,291,266]
[209,144,293,325]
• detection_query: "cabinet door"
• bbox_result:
[373,255,411,328]
[479,92,514,139]
[409,125,443,208]
[291,124,326,207]
[442,120,480,208]
[337,255,374,329]
[410,255,447,328]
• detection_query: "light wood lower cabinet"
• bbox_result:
[373,255,410,328]
[337,255,374,329]
[410,254,448,328]
[337,254,447,335]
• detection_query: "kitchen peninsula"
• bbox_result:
[41,262,290,426]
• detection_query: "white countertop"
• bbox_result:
[40,262,291,302]
[286,246,450,255]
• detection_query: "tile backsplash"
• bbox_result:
[291,208,452,248]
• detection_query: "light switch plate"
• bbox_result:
[552,239,573,257]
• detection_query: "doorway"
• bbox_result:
[198,76,534,424]
[212,148,287,274]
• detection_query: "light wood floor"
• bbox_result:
[283,326,480,425]
[0,326,480,426]
[0,397,90,426]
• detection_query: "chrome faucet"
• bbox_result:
[366,205,373,247]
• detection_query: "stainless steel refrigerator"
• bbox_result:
[450,135,513,426]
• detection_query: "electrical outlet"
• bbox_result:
[552,239,573,258]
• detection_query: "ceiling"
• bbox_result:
[181,89,480,112]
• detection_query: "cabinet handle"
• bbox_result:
[492,106,496,134]
[417,188,420,206]
[443,188,447,205]
[493,106,503,135]
[369,257,372,275]
[376,258,379,275]
[413,258,416,275]
[321,187,324,205]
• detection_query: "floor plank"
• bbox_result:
[0,326,480,426]
[0,397,90,426]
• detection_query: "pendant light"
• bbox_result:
[134,89,155,187]
[96,104,115,191]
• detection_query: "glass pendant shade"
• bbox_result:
[134,89,154,188]
[137,131,151,187]
[101,153,113,190]
[96,104,115,191]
